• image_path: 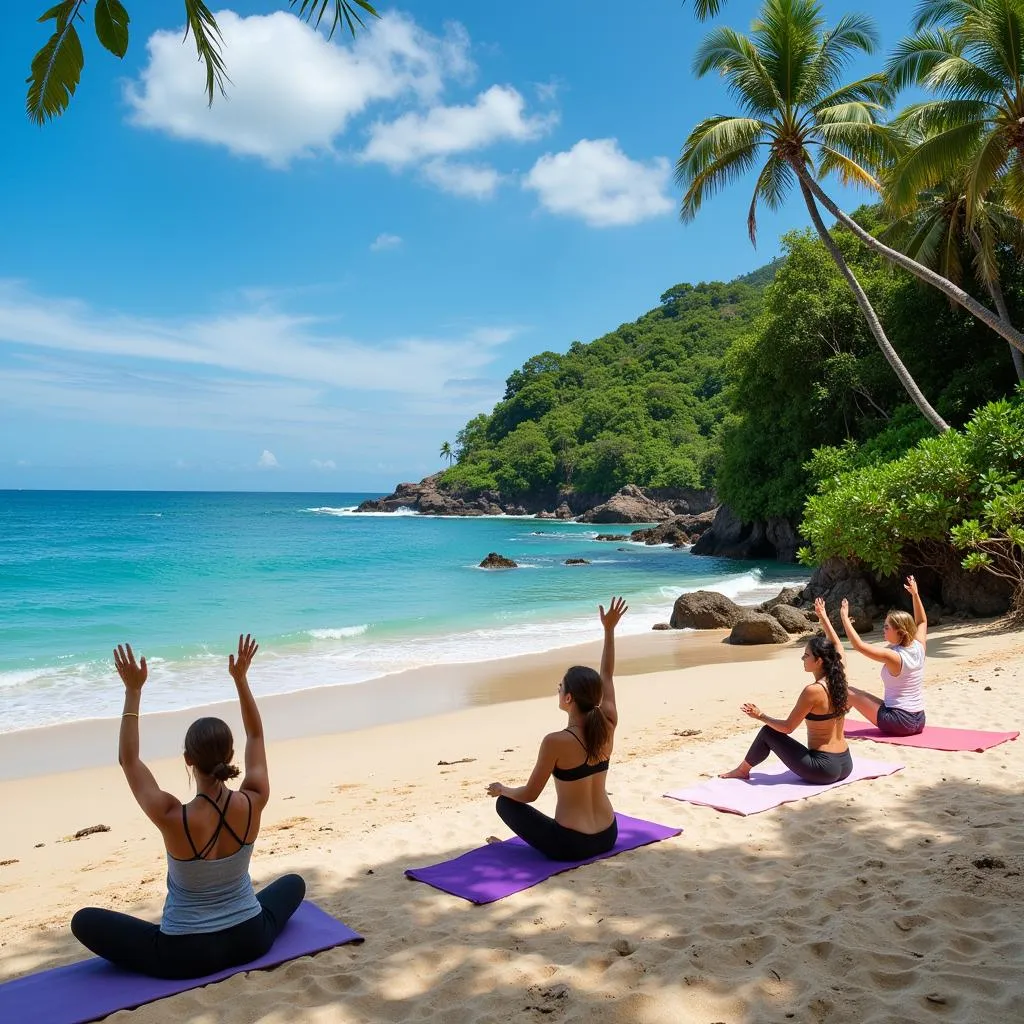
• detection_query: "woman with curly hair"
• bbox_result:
[720,604,851,784]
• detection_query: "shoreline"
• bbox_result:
[0,627,790,780]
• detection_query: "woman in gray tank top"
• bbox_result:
[71,635,305,979]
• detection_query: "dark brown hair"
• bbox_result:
[184,717,239,782]
[805,635,848,715]
[562,665,611,762]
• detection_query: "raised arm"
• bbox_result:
[813,598,844,662]
[114,644,178,829]
[904,575,928,648]
[839,600,902,672]
[597,596,627,728]
[229,634,270,808]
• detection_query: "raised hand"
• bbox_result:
[814,597,828,620]
[599,596,628,631]
[839,598,850,618]
[113,644,147,691]
[228,633,259,685]
[904,575,919,597]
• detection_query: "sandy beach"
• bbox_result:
[1,620,1022,1023]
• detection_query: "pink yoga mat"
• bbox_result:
[664,758,903,815]
[844,722,1019,752]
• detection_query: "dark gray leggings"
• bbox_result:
[744,726,853,785]
[70,874,305,980]
[496,796,618,861]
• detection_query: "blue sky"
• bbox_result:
[1,0,917,491]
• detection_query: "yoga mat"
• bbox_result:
[845,722,1019,752]
[664,758,903,816]
[406,813,681,903]
[0,901,362,1024]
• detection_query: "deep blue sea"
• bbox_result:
[0,491,808,733]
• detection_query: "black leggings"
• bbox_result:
[70,874,306,980]
[496,796,617,861]
[744,727,853,785]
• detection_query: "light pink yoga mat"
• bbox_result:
[664,758,903,815]
[844,722,1018,752]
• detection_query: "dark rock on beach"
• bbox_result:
[652,622,672,630]
[729,612,791,645]
[670,590,744,630]
[479,552,518,569]
[630,510,716,547]
[770,604,813,634]
[691,505,804,562]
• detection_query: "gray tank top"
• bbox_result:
[160,790,261,935]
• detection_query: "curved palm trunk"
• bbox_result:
[796,168,1024,357]
[798,180,950,433]
[966,231,1024,381]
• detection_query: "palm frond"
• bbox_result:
[692,27,783,115]
[911,1,986,34]
[678,115,765,179]
[965,128,1011,222]
[26,1,86,124]
[182,0,229,105]
[817,146,882,191]
[694,0,726,20]
[891,97,992,135]
[811,74,891,113]
[288,1,379,39]
[679,143,763,225]
[886,29,960,92]
[888,118,987,208]
[746,154,794,245]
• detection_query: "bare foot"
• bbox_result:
[485,835,503,845]
[719,765,751,780]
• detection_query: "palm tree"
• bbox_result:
[678,0,951,431]
[883,171,1024,379]
[439,441,455,467]
[27,0,378,123]
[886,0,1024,224]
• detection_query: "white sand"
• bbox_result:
[1,621,1021,1023]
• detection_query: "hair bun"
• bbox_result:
[211,762,240,781]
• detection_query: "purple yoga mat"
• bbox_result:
[845,722,1019,752]
[0,901,362,1024]
[405,813,681,904]
[664,758,903,816]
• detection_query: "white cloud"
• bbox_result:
[0,280,518,396]
[125,11,473,166]
[311,458,337,471]
[370,233,402,252]
[523,138,674,227]
[362,85,554,168]
[257,449,279,468]
[419,159,502,199]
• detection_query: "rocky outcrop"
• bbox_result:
[479,552,517,569]
[578,485,676,524]
[940,563,1014,617]
[564,558,591,565]
[690,505,804,562]
[770,604,813,634]
[630,510,717,547]
[670,590,744,629]
[595,533,630,542]
[652,622,672,630]
[554,503,573,520]
[729,612,791,645]
[758,586,803,613]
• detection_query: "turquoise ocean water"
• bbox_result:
[0,491,808,733]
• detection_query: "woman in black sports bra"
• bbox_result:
[70,635,305,979]
[486,597,626,860]
[719,630,853,785]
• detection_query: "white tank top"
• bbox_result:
[880,640,925,712]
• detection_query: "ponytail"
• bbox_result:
[562,666,611,761]
[805,635,848,715]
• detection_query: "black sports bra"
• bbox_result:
[551,729,610,781]
[805,682,844,722]
[182,788,253,860]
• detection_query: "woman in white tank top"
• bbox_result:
[832,576,928,736]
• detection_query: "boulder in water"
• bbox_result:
[479,552,518,569]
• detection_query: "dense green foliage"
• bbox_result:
[800,391,1024,607]
[441,279,766,497]
[715,212,1022,522]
